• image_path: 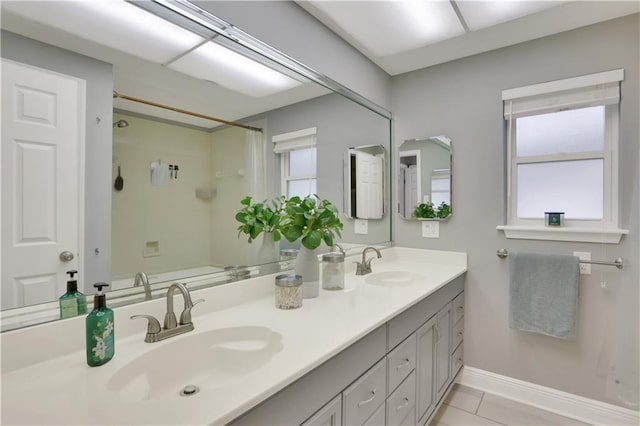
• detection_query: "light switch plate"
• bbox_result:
[573,251,591,274]
[422,221,439,238]
[355,219,368,235]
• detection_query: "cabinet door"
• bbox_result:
[303,395,342,426]
[416,317,436,422]
[435,304,452,402]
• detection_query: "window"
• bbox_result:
[498,69,628,243]
[273,127,317,198]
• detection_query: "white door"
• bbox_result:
[355,151,383,219]
[404,165,418,216]
[1,59,85,309]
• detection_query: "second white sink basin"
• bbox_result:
[107,326,283,402]
[365,271,425,287]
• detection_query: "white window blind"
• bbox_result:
[272,127,317,154]
[503,69,622,118]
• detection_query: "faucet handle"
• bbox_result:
[131,314,162,334]
[179,298,204,325]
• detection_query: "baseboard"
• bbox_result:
[458,366,639,425]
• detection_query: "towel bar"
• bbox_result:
[496,249,623,270]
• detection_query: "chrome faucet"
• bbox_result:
[133,271,151,300]
[131,282,204,343]
[354,247,382,275]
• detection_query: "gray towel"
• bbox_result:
[509,253,580,340]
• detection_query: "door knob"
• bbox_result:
[59,251,74,262]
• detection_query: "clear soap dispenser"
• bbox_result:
[86,283,115,367]
[59,270,87,319]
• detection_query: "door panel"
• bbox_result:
[1,59,85,309]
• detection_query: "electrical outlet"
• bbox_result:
[355,219,368,235]
[422,221,439,238]
[573,251,591,275]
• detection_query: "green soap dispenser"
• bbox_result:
[59,270,87,319]
[86,283,115,367]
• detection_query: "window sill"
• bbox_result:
[496,225,629,244]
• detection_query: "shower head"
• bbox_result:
[113,119,129,128]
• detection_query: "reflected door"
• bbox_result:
[355,151,383,219]
[1,60,84,309]
[404,166,418,217]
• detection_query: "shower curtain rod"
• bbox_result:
[113,91,263,133]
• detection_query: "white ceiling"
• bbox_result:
[2,0,638,127]
[297,0,640,75]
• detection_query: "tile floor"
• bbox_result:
[430,384,592,426]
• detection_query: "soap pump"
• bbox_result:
[58,270,87,319]
[86,282,115,367]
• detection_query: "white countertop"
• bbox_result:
[1,247,466,425]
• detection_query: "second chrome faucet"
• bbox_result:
[354,247,382,275]
[131,282,204,343]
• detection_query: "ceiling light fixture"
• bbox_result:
[166,41,301,98]
[2,0,204,64]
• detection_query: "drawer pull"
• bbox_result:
[395,358,410,370]
[457,306,464,311]
[396,397,410,412]
[357,389,377,407]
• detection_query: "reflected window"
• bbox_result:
[272,127,317,198]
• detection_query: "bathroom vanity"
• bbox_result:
[1,247,466,425]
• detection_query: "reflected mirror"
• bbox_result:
[398,136,452,220]
[344,145,385,219]
[0,0,392,330]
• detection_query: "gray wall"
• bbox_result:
[193,1,392,112]
[1,30,113,291]
[244,93,392,246]
[392,14,639,407]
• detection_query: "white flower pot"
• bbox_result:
[295,246,320,298]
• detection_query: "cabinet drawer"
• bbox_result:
[303,394,342,426]
[343,359,387,425]
[386,371,416,426]
[452,292,464,324]
[451,317,463,353]
[450,343,463,379]
[362,402,385,426]
[387,333,416,394]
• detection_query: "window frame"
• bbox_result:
[497,69,628,244]
[280,147,317,198]
[272,127,317,198]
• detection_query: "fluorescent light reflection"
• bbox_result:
[167,42,301,98]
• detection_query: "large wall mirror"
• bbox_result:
[0,1,391,330]
[398,136,452,220]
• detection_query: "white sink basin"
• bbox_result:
[364,271,425,287]
[107,326,283,402]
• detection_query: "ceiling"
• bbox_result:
[2,0,638,128]
[297,0,640,75]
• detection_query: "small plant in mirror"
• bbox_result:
[280,195,344,250]
[235,196,285,242]
[413,201,451,220]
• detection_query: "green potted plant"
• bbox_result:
[280,195,343,250]
[279,195,343,298]
[413,201,451,220]
[235,196,285,263]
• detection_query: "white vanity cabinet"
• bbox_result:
[228,274,465,426]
